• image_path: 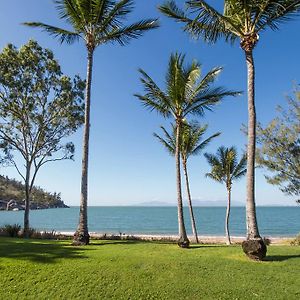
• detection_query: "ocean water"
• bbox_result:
[0,206,299,237]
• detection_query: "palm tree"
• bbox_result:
[159,0,300,259]
[204,147,247,245]
[24,0,159,245]
[154,122,220,243]
[135,53,239,247]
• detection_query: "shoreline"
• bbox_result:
[57,231,294,245]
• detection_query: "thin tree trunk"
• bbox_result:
[175,121,189,248]
[73,49,94,245]
[245,50,261,240]
[225,187,231,245]
[182,159,199,243]
[23,162,31,238]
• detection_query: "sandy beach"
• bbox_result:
[57,231,293,245]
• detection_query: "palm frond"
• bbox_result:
[186,0,240,42]
[191,131,221,156]
[153,126,176,156]
[23,22,80,44]
[205,146,247,186]
[135,68,174,117]
[134,94,171,118]
[159,0,190,22]
[99,19,159,45]
[254,0,300,31]
[205,171,223,183]
[96,0,133,31]
[232,152,247,179]
[184,87,241,117]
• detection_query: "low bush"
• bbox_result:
[0,224,21,237]
[19,228,58,239]
[290,234,300,246]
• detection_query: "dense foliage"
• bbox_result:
[0,175,67,210]
[0,40,85,232]
[257,86,300,201]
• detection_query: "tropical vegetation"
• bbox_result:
[257,85,300,202]
[159,0,300,260]
[24,0,159,245]
[135,53,239,247]
[0,175,67,211]
[154,122,220,243]
[0,40,84,236]
[205,147,247,245]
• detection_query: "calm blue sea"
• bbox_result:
[0,206,299,237]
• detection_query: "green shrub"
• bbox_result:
[291,234,300,246]
[39,230,58,240]
[2,224,21,237]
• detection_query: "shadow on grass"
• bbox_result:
[91,240,231,249]
[265,255,300,262]
[0,238,88,264]
[189,245,230,249]
[91,240,173,246]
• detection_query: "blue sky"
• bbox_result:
[0,0,299,206]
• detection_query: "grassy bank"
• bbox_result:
[0,238,299,299]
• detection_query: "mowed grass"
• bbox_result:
[0,238,299,300]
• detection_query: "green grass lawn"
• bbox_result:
[0,238,299,300]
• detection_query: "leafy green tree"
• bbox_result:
[154,122,220,243]
[135,53,239,247]
[25,0,159,245]
[0,40,85,236]
[257,86,300,202]
[159,0,300,259]
[205,147,247,245]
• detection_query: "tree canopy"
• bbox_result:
[257,85,300,202]
[0,40,85,232]
[0,40,85,183]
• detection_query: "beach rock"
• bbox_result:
[242,239,267,260]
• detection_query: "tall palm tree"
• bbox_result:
[154,122,220,243]
[24,0,159,245]
[159,0,300,259]
[204,147,247,245]
[135,53,239,247]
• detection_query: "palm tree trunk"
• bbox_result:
[175,121,189,248]
[245,50,261,240]
[225,187,231,245]
[241,49,267,261]
[23,162,31,238]
[182,159,199,244]
[73,48,94,245]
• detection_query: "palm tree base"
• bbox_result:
[177,237,190,248]
[242,238,267,260]
[73,230,90,246]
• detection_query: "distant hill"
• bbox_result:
[135,200,244,207]
[0,175,68,211]
[133,201,174,207]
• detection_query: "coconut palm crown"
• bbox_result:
[25,0,159,49]
[154,122,220,162]
[159,0,300,48]
[24,0,159,245]
[205,146,247,192]
[135,53,240,247]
